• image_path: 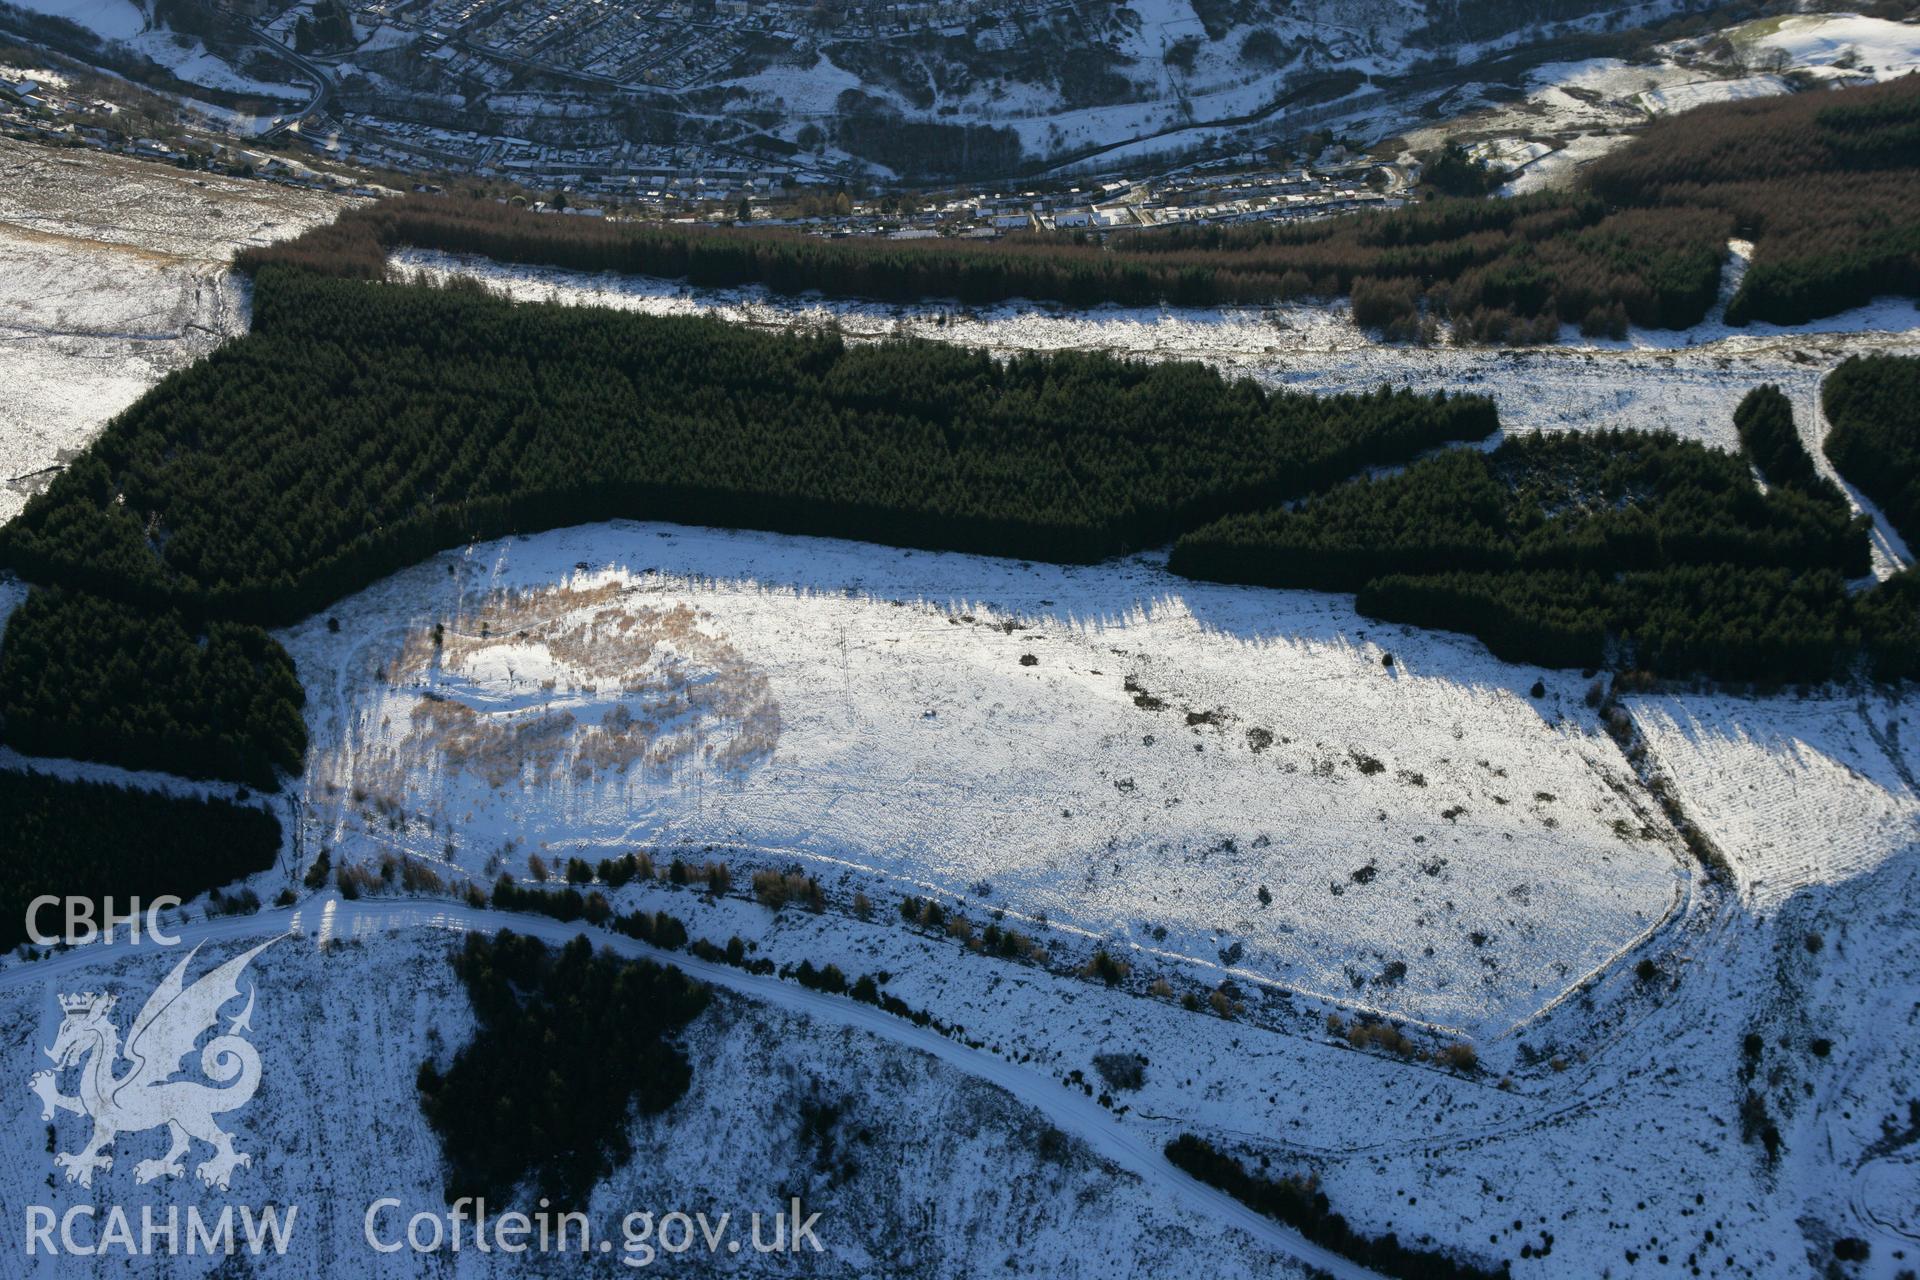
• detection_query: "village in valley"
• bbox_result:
[1,58,1405,233]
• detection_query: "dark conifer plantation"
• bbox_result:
[0,270,1487,782]
[1856,569,1920,684]
[1586,77,1920,326]
[1820,354,1920,682]
[417,931,710,1205]
[0,268,1493,625]
[1824,354,1920,548]
[1171,426,1889,682]
[0,587,306,788]
[0,771,282,950]
[1734,384,1848,510]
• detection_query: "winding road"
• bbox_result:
[4,895,1386,1280]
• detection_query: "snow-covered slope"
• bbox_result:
[1739,13,1920,82]
[1629,694,1920,908]
[0,917,1330,1278]
[287,521,1687,1037]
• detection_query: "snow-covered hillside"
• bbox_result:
[716,0,1725,165]
[285,521,1687,1037]
[5,32,1920,1269]
[0,921,1326,1278]
[1734,13,1920,82]
[1630,694,1920,909]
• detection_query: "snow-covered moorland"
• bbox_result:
[252,502,1919,1275]
[284,520,1689,1039]
[3,74,1919,1268]
[7,649,1916,1277]
[1629,693,1920,909]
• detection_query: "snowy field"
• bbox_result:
[1575,684,1920,1273]
[8,739,1916,1279]
[1401,56,1720,194]
[4,0,144,39]
[1735,12,1920,81]
[0,229,243,522]
[7,0,307,96]
[1635,71,1789,115]
[284,521,1689,1038]
[395,247,1920,575]
[1629,694,1920,909]
[124,32,309,100]
[0,139,348,521]
[614,741,1920,1279]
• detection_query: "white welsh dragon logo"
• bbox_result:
[28,938,278,1190]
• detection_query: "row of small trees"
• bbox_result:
[235,183,1729,335]
[1165,1134,1511,1279]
